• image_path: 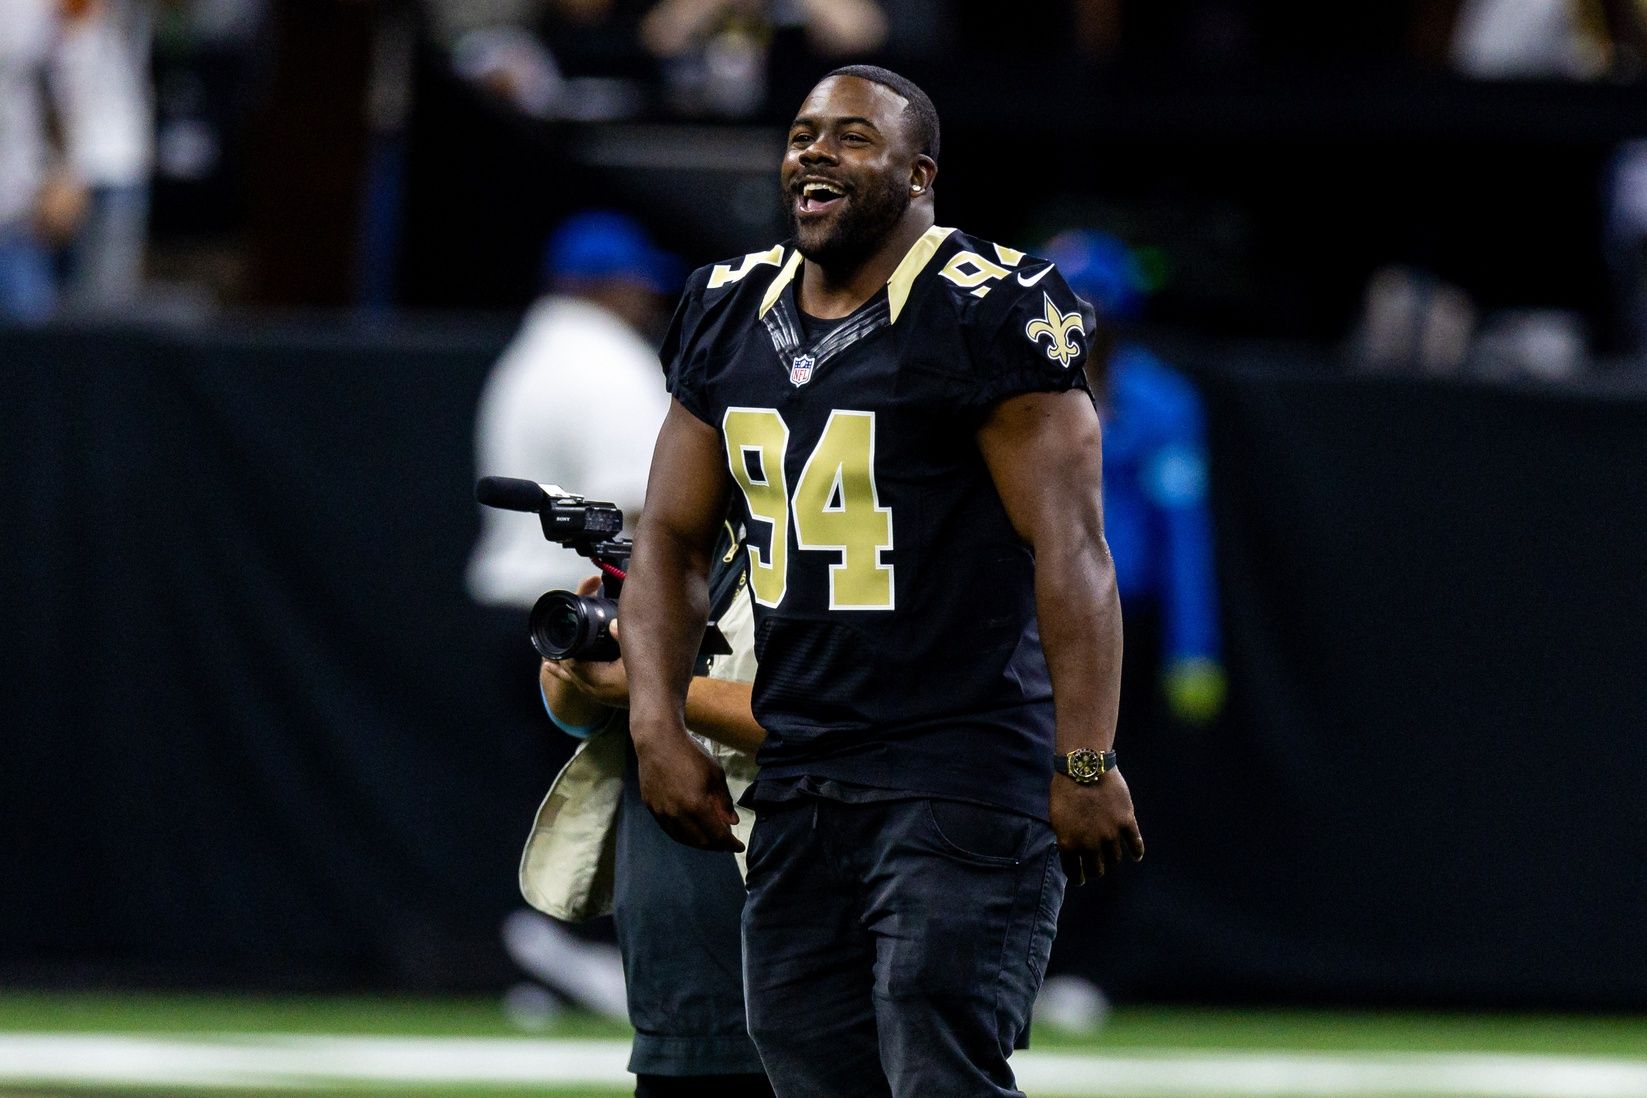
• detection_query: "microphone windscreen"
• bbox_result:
[476,476,548,512]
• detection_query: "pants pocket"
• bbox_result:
[742,800,805,884]
[923,799,1032,866]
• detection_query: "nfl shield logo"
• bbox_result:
[789,353,815,387]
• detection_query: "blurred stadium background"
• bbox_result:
[5,1,1647,1095]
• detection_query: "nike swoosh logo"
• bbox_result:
[1016,265,1053,287]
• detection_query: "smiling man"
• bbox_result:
[621,65,1143,1097]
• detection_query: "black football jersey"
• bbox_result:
[661,226,1094,818]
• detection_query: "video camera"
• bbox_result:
[475,477,728,663]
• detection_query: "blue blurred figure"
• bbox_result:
[1043,230,1225,724]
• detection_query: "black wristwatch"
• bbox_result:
[1053,748,1117,785]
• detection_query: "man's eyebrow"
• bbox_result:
[788,115,883,131]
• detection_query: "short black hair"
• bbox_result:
[823,65,940,162]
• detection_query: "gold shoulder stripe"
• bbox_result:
[757,249,804,318]
[887,225,955,324]
[993,243,1025,267]
[709,245,784,290]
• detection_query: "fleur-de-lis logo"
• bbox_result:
[1024,292,1083,368]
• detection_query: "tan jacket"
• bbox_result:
[518,581,759,921]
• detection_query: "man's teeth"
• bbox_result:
[803,183,844,200]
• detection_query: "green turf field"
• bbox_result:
[0,992,1642,1097]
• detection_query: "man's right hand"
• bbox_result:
[633,725,744,852]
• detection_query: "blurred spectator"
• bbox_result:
[0,0,61,321]
[0,0,156,322]
[641,0,886,116]
[52,0,155,313]
[440,0,653,121]
[1352,264,1595,380]
[1607,139,1647,357]
[1352,265,1477,375]
[1044,229,1226,726]
[1470,308,1589,380]
[449,24,567,118]
[1449,0,1647,79]
[1040,228,1222,996]
[467,210,676,605]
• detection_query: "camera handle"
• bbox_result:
[575,535,632,599]
[597,562,624,599]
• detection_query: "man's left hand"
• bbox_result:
[1049,769,1144,886]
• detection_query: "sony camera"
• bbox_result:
[475,477,728,663]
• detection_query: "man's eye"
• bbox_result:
[789,132,812,146]
[842,133,869,145]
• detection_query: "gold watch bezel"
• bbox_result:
[1064,747,1108,784]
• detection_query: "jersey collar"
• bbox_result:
[757,225,956,325]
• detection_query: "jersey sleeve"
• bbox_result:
[961,263,1095,409]
[658,265,715,424]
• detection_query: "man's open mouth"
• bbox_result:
[797,180,847,215]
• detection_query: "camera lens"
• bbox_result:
[530,590,620,662]
[545,605,582,654]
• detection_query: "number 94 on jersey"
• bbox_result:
[722,407,894,612]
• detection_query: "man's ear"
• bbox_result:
[910,155,937,196]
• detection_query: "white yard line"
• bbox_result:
[1,1035,1646,1096]
[1015,1050,1647,1097]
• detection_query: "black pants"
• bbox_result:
[635,1073,774,1097]
[742,796,1065,1098]
[616,743,767,1077]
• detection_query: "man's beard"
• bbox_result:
[786,173,911,270]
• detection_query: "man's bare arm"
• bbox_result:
[978,387,1142,883]
[540,644,766,755]
[621,400,744,850]
[683,677,764,754]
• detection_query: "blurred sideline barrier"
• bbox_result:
[1,321,527,991]
[1107,353,1647,1009]
[3,324,1645,1006]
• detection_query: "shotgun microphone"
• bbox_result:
[476,476,554,512]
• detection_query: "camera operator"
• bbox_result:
[466,212,676,803]
[522,531,771,1098]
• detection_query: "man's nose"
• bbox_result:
[799,138,837,165]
